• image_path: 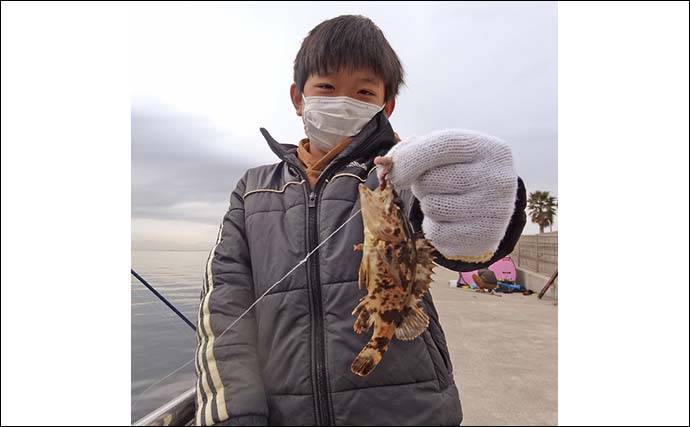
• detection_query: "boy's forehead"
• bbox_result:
[313,68,382,84]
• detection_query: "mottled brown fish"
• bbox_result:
[351,180,436,377]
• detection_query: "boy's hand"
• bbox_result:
[374,129,518,262]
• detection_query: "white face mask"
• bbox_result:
[301,95,385,152]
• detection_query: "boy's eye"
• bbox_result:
[359,90,375,96]
[317,84,334,90]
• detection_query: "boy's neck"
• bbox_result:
[307,141,328,160]
[304,131,402,163]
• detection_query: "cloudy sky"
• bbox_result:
[131,1,557,250]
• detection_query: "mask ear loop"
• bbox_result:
[300,94,308,130]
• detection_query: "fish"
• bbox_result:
[350,179,437,377]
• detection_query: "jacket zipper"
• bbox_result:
[283,127,389,426]
[303,157,354,426]
[306,188,332,426]
[306,154,353,426]
[288,163,334,426]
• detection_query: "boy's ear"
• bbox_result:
[290,83,303,117]
[383,97,396,118]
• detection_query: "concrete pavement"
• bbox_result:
[431,266,558,426]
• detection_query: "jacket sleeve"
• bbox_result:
[402,176,527,272]
[195,174,269,426]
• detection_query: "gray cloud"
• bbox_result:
[131,104,269,225]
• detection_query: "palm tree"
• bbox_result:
[527,191,558,234]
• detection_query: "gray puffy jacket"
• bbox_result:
[195,112,527,426]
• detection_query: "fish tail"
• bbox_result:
[351,345,384,377]
[351,329,393,377]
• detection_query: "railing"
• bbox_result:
[134,387,196,426]
[511,231,558,276]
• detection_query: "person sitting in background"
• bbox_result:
[472,269,499,292]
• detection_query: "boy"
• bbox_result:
[195,15,526,426]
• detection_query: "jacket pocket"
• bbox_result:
[428,315,453,374]
[422,330,451,391]
[421,295,454,388]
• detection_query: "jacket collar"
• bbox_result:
[260,110,396,168]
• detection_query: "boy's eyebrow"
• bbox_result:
[359,77,380,84]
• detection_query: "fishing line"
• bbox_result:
[132,207,363,411]
[136,294,196,339]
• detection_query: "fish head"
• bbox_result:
[358,183,405,242]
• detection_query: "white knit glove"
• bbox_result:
[375,129,518,263]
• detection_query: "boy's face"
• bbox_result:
[290,68,396,119]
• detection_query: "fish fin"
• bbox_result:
[358,249,373,290]
[358,256,366,290]
[412,238,436,298]
[415,237,437,262]
[351,296,374,334]
[395,298,430,341]
[351,346,383,377]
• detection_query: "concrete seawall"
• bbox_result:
[517,267,558,300]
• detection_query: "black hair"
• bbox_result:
[293,15,405,101]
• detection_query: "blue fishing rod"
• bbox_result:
[131,268,196,332]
